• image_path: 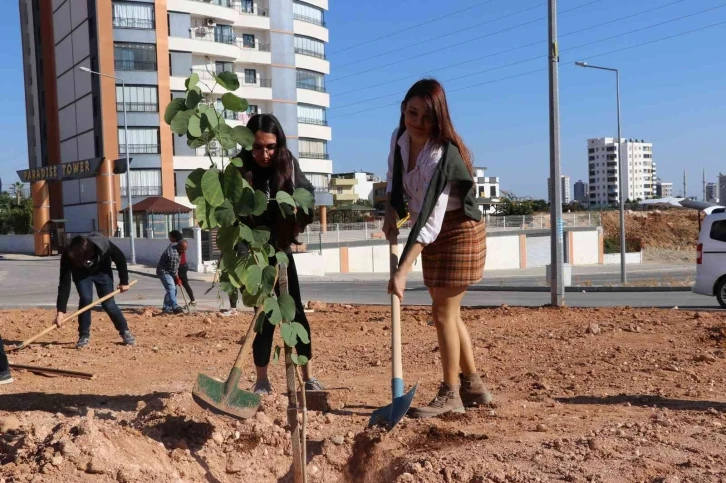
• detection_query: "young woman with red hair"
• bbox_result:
[383,79,491,418]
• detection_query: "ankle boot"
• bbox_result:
[408,382,465,419]
[459,373,493,407]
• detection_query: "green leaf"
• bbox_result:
[214,200,236,227]
[185,72,200,90]
[201,168,225,207]
[216,225,239,253]
[194,198,218,229]
[219,280,236,296]
[235,188,255,217]
[254,249,269,267]
[278,293,296,322]
[187,131,214,149]
[216,124,238,151]
[164,98,187,125]
[263,296,282,326]
[188,113,203,137]
[251,227,271,247]
[275,251,289,266]
[296,355,309,366]
[293,188,315,215]
[252,190,268,216]
[215,71,240,91]
[221,92,249,112]
[231,126,254,149]
[170,110,193,135]
[230,157,244,167]
[260,265,277,295]
[263,244,275,257]
[291,322,310,344]
[280,323,297,348]
[241,264,262,293]
[290,353,299,365]
[186,89,202,109]
[185,168,205,205]
[239,224,254,243]
[272,345,281,364]
[276,191,295,207]
[242,288,267,308]
[223,164,246,206]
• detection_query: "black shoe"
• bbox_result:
[0,369,13,385]
[121,331,136,346]
[76,336,90,349]
[173,307,185,315]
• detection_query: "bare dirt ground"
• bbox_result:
[2,304,726,483]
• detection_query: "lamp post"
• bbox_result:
[79,66,136,265]
[575,61,626,284]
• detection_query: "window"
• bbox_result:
[214,25,235,44]
[241,0,254,13]
[242,34,256,48]
[298,104,327,125]
[112,2,154,29]
[116,85,158,112]
[294,36,325,59]
[216,61,233,74]
[299,138,328,159]
[489,186,497,197]
[114,43,156,71]
[297,69,325,92]
[305,173,329,192]
[118,127,160,154]
[244,69,257,84]
[293,1,325,26]
[247,105,259,115]
[119,169,162,196]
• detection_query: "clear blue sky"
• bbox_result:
[1,0,724,199]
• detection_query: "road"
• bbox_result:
[0,256,716,311]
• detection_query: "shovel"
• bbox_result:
[11,280,138,352]
[368,239,417,429]
[178,282,194,314]
[192,306,263,419]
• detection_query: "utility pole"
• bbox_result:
[548,0,564,306]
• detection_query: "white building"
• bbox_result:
[655,180,673,198]
[329,171,381,203]
[573,180,588,204]
[547,176,571,204]
[587,138,656,205]
[707,182,719,203]
[473,167,500,214]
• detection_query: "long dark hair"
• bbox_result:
[242,114,294,195]
[399,78,473,174]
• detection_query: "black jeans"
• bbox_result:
[178,264,195,302]
[230,252,312,367]
[0,336,8,372]
[74,272,130,337]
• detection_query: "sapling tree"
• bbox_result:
[164,69,312,482]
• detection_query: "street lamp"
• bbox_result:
[78,66,136,265]
[575,61,626,284]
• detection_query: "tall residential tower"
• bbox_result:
[587,138,656,206]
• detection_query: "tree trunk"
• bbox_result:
[279,264,306,483]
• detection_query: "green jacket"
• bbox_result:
[389,128,482,264]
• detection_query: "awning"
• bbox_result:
[119,196,192,214]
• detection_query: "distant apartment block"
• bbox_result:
[329,171,381,204]
[706,182,719,203]
[719,173,726,206]
[587,138,656,206]
[548,175,571,204]
[573,180,588,204]
[655,180,673,198]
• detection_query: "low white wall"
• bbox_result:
[604,251,643,265]
[484,234,520,270]
[572,230,600,265]
[293,252,326,276]
[111,230,202,271]
[0,235,35,254]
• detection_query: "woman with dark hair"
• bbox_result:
[231,113,324,394]
[383,79,491,418]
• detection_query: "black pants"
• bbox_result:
[178,264,195,302]
[230,252,312,367]
[75,272,130,337]
[0,336,8,372]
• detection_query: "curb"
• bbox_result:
[467,286,693,293]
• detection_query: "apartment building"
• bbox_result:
[587,138,656,206]
[329,171,382,204]
[573,180,588,204]
[655,180,673,198]
[19,0,332,242]
[706,182,719,203]
[547,175,571,205]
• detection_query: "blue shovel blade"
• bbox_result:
[368,383,418,429]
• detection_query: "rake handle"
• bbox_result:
[12,280,138,351]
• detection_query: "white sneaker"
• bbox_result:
[220,308,238,317]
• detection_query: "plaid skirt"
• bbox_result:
[422,209,486,288]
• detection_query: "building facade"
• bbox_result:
[655,180,673,198]
[19,0,332,251]
[706,182,718,203]
[719,174,726,206]
[329,171,381,203]
[573,180,588,204]
[587,138,656,206]
[547,175,571,205]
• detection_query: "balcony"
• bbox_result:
[112,17,154,29]
[333,192,358,203]
[119,144,160,154]
[296,85,329,107]
[115,59,157,71]
[169,34,271,63]
[293,18,329,42]
[297,82,326,93]
[120,186,162,197]
[298,117,328,126]
[171,68,273,100]
[299,152,329,159]
[295,53,330,75]
[298,121,331,140]
[330,178,356,187]
[293,13,325,27]
[168,0,270,29]
[116,102,158,113]
[295,47,325,60]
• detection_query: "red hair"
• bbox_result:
[399,78,473,174]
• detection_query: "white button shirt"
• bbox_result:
[385,128,461,245]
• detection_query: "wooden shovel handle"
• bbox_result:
[12,280,138,351]
[226,306,264,383]
[390,242,403,383]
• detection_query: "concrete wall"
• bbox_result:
[604,251,643,265]
[111,231,202,272]
[0,235,35,254]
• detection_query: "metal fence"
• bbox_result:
[484,212,601,230]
